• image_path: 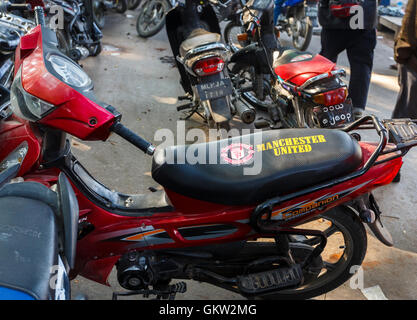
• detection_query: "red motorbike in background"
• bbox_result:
[1,4,417,300]
[227,0,353,129]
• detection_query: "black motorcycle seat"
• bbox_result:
[179,28,221,58]
[0,183,58,300]
[152,129,362,206]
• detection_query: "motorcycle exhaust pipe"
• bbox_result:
[235,100,256,124]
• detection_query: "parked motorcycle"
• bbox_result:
[135,0,172,38]
[92,0,127,29]
[166,0,244,129]
[227,0,353,129]
[275,0,313,51]
[0,2,34,89]
[2,5,416,300]
[39,0,103,60]
[0,143,78,300]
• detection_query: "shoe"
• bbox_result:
[353,107,364,120]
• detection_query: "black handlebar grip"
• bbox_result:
[7,3,31,11]
[110,122,155,155]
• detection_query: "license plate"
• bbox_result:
[314,102,353,128]
[196,78,233,101]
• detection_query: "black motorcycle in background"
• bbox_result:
[0,2,34,88]
[92,0,128,29]
[44,0,103,61]
[166,0,256,129]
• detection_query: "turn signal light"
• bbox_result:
[237,33,248,42]
[312,87,347,106]
[193,57,225,77]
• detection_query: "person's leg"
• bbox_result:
[392,64,417,118]
[319,28,347,63]
[345,29,377,115]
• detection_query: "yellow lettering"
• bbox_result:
[298,137,305,144]
[304,136,311,144]
[284,138,293,146]
[311,136,319,143]
[280,147,288,155]
[257,144,264,152]
[304,144,312,152]
[318,135,326,143]
[298,145,305,153]
[274,148,281,156]
[273,140,280,149]
[266,142,273,150]
[279,139,285,147]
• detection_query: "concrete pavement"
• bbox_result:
[70,11,417,300]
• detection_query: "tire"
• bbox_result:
[230,64,276,112]
[292,16,313,51]
[89,42,102,57]
[257,206,367,300]
[136,0,169,38]
[115,0,128,13]
[223,21,247,53]
[127,0,141,10]
[92,0,105,29]
[55,29,71,57]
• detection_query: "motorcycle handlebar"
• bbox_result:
[110,122,155,155]
[0,2,31,12]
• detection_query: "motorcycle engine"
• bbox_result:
[116,251,181,291]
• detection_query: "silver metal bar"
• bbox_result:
[298,69,346,91]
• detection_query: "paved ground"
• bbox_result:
[70,11,417,300]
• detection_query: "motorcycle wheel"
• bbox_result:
[115,0,128,13]
[255,206,367,300]
[136,0,169,38]
[89,42,102,57]
[92,0,105,29]
[127,0,141,10]
[55,30,71,57]
[291,16,313,51]
[230,64,276,112]
[223,21,247,53]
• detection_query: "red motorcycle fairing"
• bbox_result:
[15,26,116,141]
[0,115,42,176]
[19,140,401,285]
[274,52,336,87]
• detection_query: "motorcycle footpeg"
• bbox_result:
[237,264,303,295]
[177,103,193,111]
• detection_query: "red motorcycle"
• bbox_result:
[227,0,353,129]
[1,6,417,300]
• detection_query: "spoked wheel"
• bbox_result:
[127,0,141,10]
[230,64,275,112]
[55,30,71,57]
[291,16,313,51]
[256,206,367,300]
[223,21,248,53]
[136,0,168,38]
[115,0,128,13]
[92,0,105,29]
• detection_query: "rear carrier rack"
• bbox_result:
[249,116,417,267]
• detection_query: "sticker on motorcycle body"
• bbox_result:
[221,143,255,165]
[271,180,374,223]
[255,134,327,157]
[104,225,174,246]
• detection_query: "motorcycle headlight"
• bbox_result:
[47,54,91,88]
[10,67,55,121]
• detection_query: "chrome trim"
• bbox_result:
[183,42,228,61]
[298,69,346,91]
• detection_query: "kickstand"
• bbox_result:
[180,106,206,121]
